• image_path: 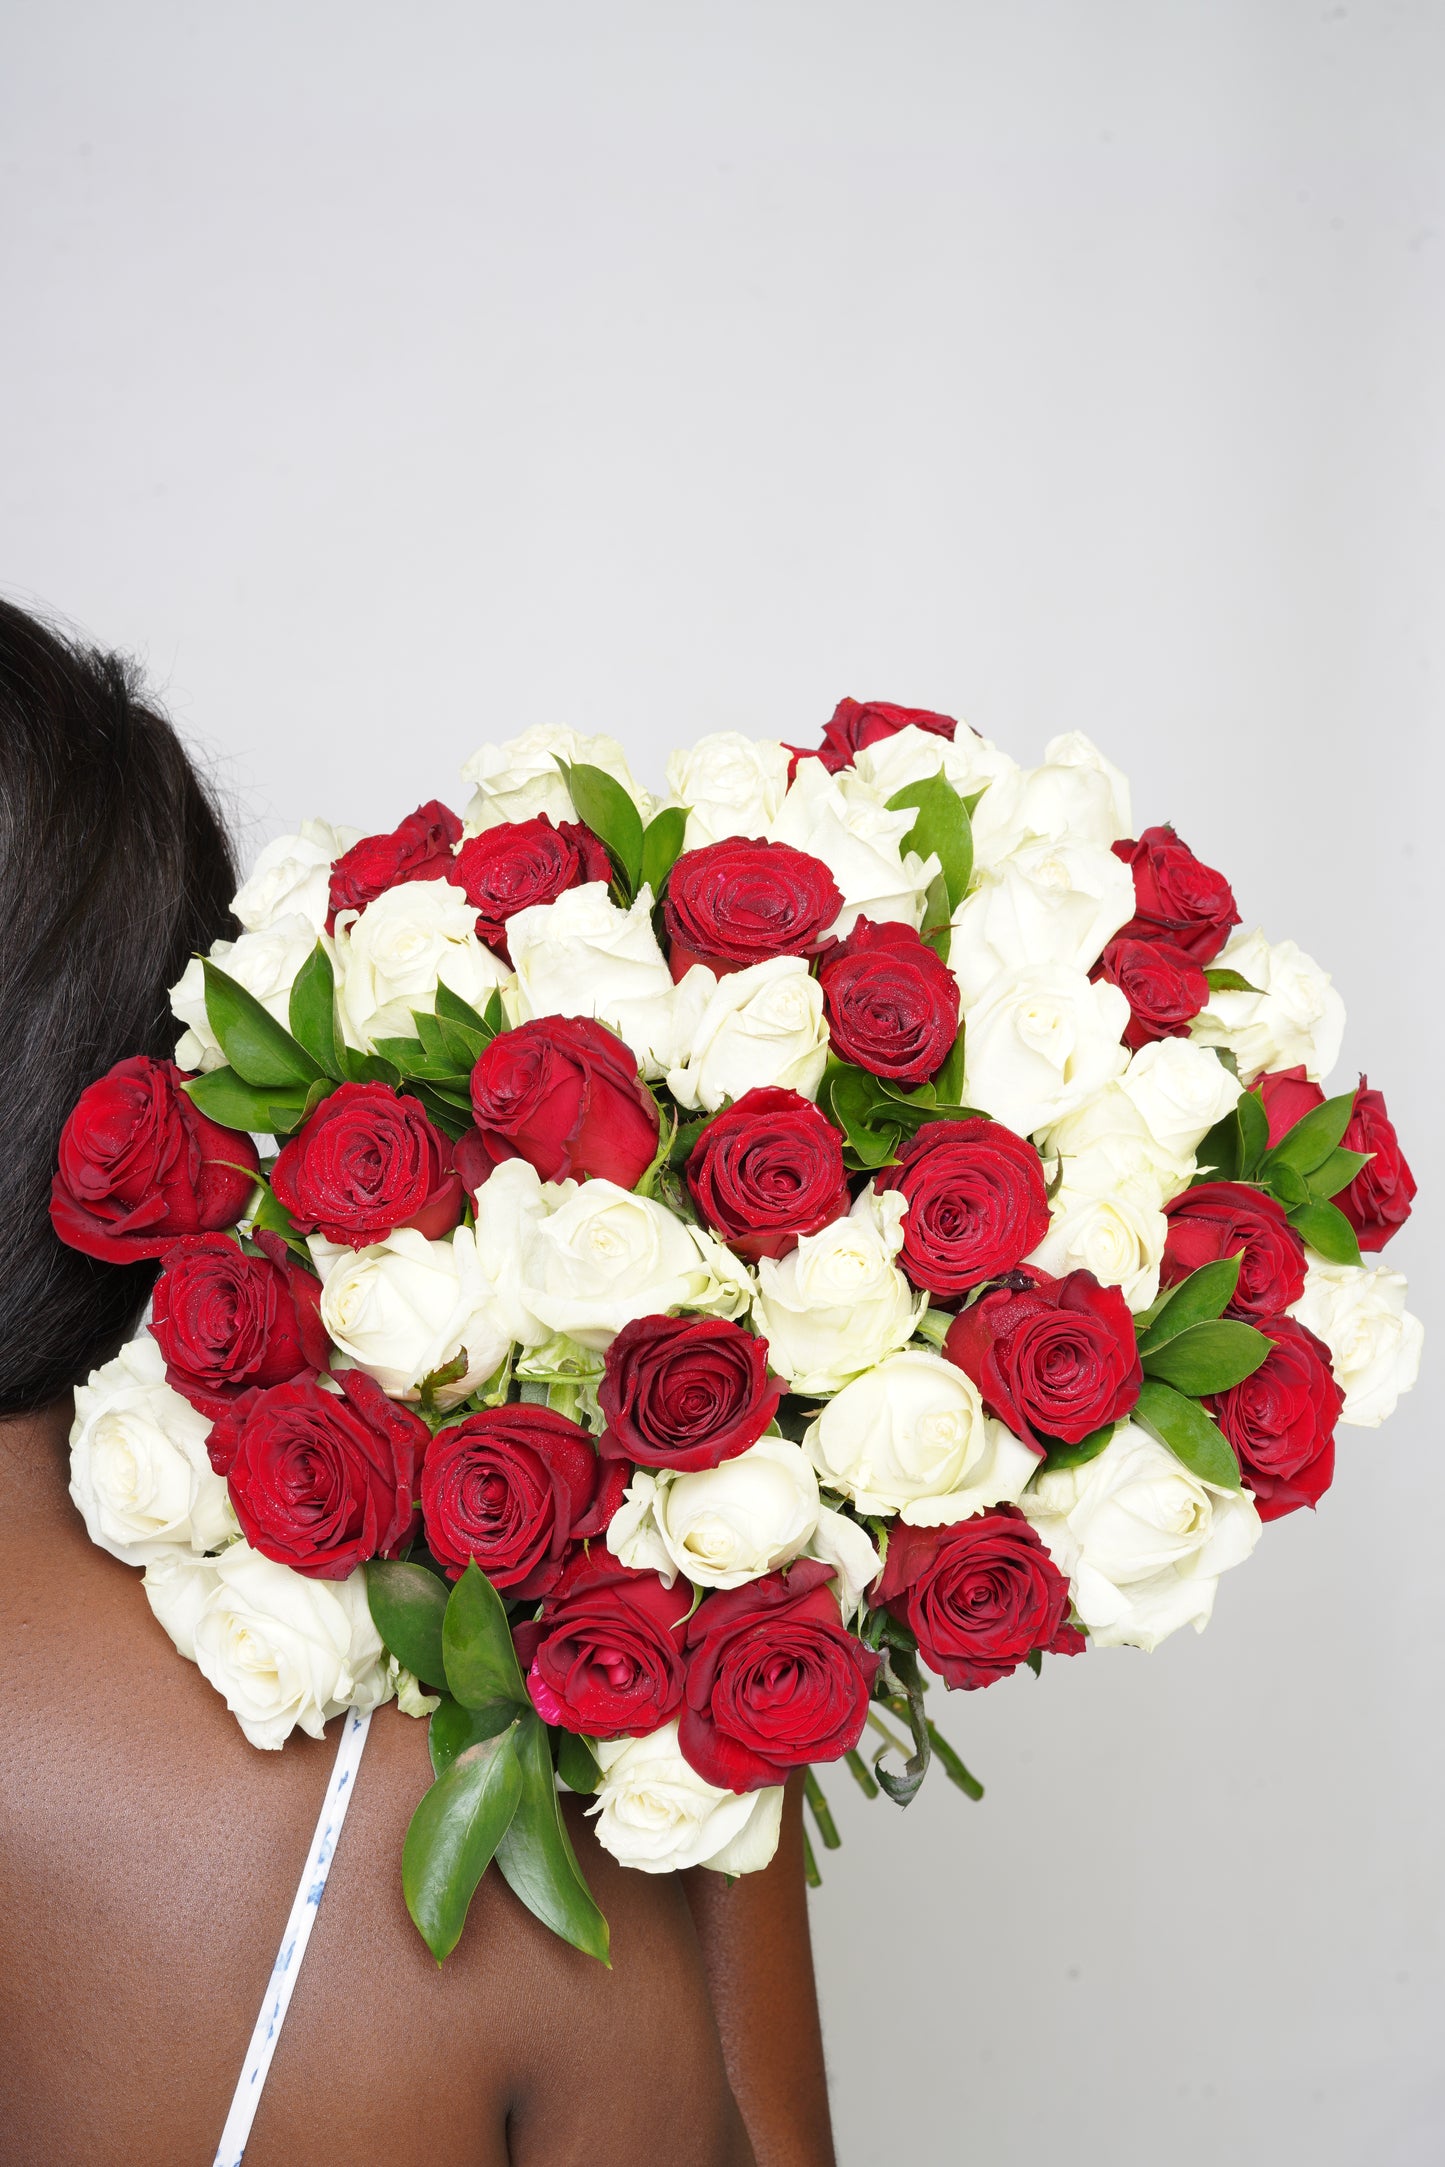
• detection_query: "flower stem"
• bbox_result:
[802,1827,822,1888]
[803,1766,842,1849]
[843,1748,879,1800]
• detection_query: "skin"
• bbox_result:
[0,1403,836,2167]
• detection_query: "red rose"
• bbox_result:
[448,816,612,960]
[817,918,960,1084]
[944,1268,1142,1448]
[421,1403,616,1596]
[685,1087,850,1263]
[872,1510,1083,1689]
[469,1015,660,1186]
[1092,936,1209,1051]
[50,1056,259,1264]
[662,838,843,979]
[513,1548,692,1740]
[151,1233,330,1416]
[271,1082,462,1247]
[1112,825,1240,964]
[1206,1315,1342,1520]
[598,1313,782,1471]
[1255,1064,1325,1144]
[878,1119,1050,1301]
[452,1124,518,1196]
[1161,1182,1306,1321]
[325,799,462,930]
[812,698,959,774]
[1254,1070,1416,1252]
[216,1368,424,1578]
[678,1559,880,1791]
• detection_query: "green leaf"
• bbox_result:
[434,981,498,1042]
[367,1558,450,1689]
[559,761,644,895]
[249,1182,307,1251]
[184,1066,309,1137]
[341,1047,402,1087]
[1204,967,1261,994]
[555,1728,602,1796]
[402,1721,524,1962]
[639,805,689,898]
[1037,1422,1116,1474]
[1307,1145,1371,1202]
[1265,1089,1357,1178]
[1265,1161,1311,1210]
[1236,1087,1270,1178]
[920,869,953,962]
[1194,1109,1241,1183]
[429,1693,521,1777]
[1142,1319,1272,1396]
[442,1560,531,1714]
[929,1029,967,1110]
[885,773,973,914]
[1136,1255,1243,1351]
[821,1061,903,1169]
[287,943,342,1078]
[1289,1198,1363,1267]
[1133,1379,1242,1489]
[202,960,323,1088]
[408,1082,474,1141]
[495,1711,611,1963]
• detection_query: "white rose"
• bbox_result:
[333,879,509,1051]
[752,1187,923,1393]
[1190,928,1345,1084]
[970,732,1131,867]
[231,818,360,934]
[1027,1188,1168,1311]
[1119,1036,1243,1157]
[667,955,829,1113]
[469,1157,556,1348]
[70,1332,234,1565]
[1290,1258,1423,1427]
[962,963,1129,1138]
[171,914,322,1073]
[949,835,1135,1008]
[190,1542,393,1750]
[1037,1082,1195,1211]
[804,1349,1038,1525]
[142,1547,223,1661]
[611,1438,821,1588]
[461,724,650,832]
[666,732,791,849]
[851,723,1017,803]
[588,1722,783,1876]
[522,1179,752,1350]
[314,1225,512,1403]
[769,759,939,936]
[505,881,701,1080]
[1021,1422,1261,1652]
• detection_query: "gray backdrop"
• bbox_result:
[4,4,1441,2159]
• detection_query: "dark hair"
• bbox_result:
[0,598,240,1414]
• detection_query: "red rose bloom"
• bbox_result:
[872,1510,1083,1689]
[151,1233,330,1416]
[817,918,960,1084]
[469,1014,660,1186]
[1206,1315,1342,1521]
[679,1560,880,1792]
[1254,1069,1416,1252]
[878,1119,1050,1301]
[663,838,843,979]
[1255,1064,1326,1144]
[448,816,612,960]
[686,1087,850,1263]
[325,799,463,930]
[216,1368,424,1578]
[421,1403,616,1596]
[1161,1183,1306,1322]
[1112,825,1240,964]
[50,1056,259,1264]
[598,1314,782,1471]
[513,1549,692,1741]
[944,1268,1142,1448]
[271,1082,463,1247]
[1092,936,1209,1051]
[813,698,959,774]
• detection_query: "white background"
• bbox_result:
[4,4,1442,2159]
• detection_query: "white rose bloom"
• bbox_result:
[231,817,360,934]
[769,758,940,937]
[610,1438,821,1589]
[171,914,322,1073]
[1041,732,1133,836]
[970,732,1132,867]
[503,881,713,1084]
[314,1225,513,1404]
[752,1187,923,1394]
[1021,1422,1261,1652]
[1190,927,1346,1084]
[962,962,1129,1138]
[666,732,791,849]
[589,1722,783,1876]
[949,833,1136,1008]
[1027,1188,1168,1311]
[142,1548,223,1662]
[667,955,829,1113]
[469,1157,556,1348]
[1037,1083,1195,1211]
[189,1542,393,1750]
[804,1349,1039,1526]
[333,878,509,1050]
[1119,1036,1243,1158]
[850,722,1017,803]
[1290,1258,1423,1428]
[522,1179,752,1350]
[461,724,649,833]
[70,1333,234,1565]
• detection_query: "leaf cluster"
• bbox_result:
[1195,1085,1368,1267]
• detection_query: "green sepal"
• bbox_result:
[402,1720,524,1962]
[640,804,689,898]
[1037,1422,1116,1474]
[442,1560,531,1714]
[1288,1198,1363,1267]
[495,1711,611,1964]
[558,760,644,896]
[202,959,322,1089]
[367,1558,450,1690]
[1135,1255,1242,1351]
[287,943,343,1079]
[885,773,973,914]
[554,1728,602,1795]
[429,1693,521,1777]
[1141,1319,1272,1396]
[1133,1379,1242,1489]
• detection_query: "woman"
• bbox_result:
[0,598,835,2167]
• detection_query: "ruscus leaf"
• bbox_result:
[287,943,342,1078]
[1133,1379,1242,1489]
[403,1722,524,1962]
[1141,1319,1272,1396]
[202,959,323,1089]
[495,1712,611,1963]
[367,1558,450,1689]
[640,804,689,898]
[559,760,644,895]
[1289,1198,1364,1267]
[1136,1255,1243,1350]
[442,1560,531,1713]
[1266,1089,1358,1178]
[885,774,973,915]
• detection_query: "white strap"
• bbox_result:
[212,1704,373,2167]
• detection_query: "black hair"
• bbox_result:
[0,598,240,1414]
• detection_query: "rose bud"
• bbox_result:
[878,1119,1050,1301]
[1112,825,1240,964]
[449,815,612,961]
[663,837,843,980]
[1092,935,1209,1051]
[216,1368,424,1578]
[817,918,960,1085]
[1161,1182,1306,1322]
[469,1014,660,1187]
[421,1403,618,1597]
[271,1081,463,1247]
[678,1559,880,1791]
[685,1086,850,1263]
[151,1232,330,1416]
[325,798,462,930]
[512,1548,692,1740]
[50,1055,260,1264]
[1337,1078,1416,1252]
[1206,1315,1343,1521]
[944,1267,1142,1449]
[598,1314,782,1472]
[812,697,959,775]
[872,1509,1083,1689]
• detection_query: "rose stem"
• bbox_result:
[801,1828,822,1889]
[803,1767,841,1850]
[843,1749,879,1800]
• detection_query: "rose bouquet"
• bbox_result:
[52,701,1421,1963]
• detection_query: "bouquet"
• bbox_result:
[51,700,1421,1964]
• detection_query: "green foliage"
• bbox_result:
[366,1559,449,1690]
[1141,1319,1272,1396]
[1203,967,1260,994]
[1037,1422,1117,1474]
[818,1053,978,1173]
[496,1712,611,1963]
[871,1644,931,1806]
[885,773,973,914]
[442,1559,530,1716]
[402,1721,524,1962]
[1133,1379,1242,1489]
[1288,1198,1364,1267]
[287,943,342,1078]
[558,759,644,895]
[1136,1255,1242,1351]
[184,1066,311,1138]
[428,1694,520,1778]
[1263,1089,1357,1178]
[554,1728,602,1796]
[202,959,322,1089]
[640,804,689,897]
